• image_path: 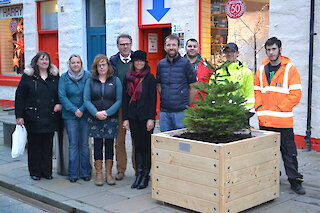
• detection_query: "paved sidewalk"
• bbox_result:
[0,109,320,212]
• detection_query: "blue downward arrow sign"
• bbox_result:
[147,0,170,22]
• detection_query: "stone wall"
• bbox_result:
[269,0,320,137]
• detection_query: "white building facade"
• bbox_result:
[0,0,319,146]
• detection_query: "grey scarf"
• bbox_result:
[67,68,85,82]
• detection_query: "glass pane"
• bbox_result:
[40,0,58,30]
[211,0,228,65]
[89,0,106,27]
[0,18,25,75]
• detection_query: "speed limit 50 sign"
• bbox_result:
[226,0,246,19]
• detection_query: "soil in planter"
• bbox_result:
[175,132,252,144]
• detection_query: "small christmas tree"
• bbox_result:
[183,60,250,140]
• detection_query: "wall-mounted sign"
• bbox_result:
[142,0,171,25]
[148,33,158,53]
[226,0,246,19]
[0,0,11,4]
[0,5,23,19]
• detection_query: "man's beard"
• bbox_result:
[168,50,178,58]
[271,50,281,62]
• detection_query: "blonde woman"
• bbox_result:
[58,54,92,183]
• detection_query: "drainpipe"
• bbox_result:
[304,0,316,151]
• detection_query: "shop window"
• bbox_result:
[0,5,24,86]
[201,0,269,70]
[211,0,228,65]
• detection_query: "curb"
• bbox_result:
[0,175,111,213]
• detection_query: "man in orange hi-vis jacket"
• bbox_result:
[254,37,305,195]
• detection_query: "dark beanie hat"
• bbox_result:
[131,50,147,61]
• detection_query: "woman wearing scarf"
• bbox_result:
[58,54,92,183]
[122,50,157,189]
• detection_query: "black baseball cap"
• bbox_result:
[224,43,238,52]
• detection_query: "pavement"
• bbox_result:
[0,108,320,213]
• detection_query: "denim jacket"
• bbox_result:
[58,70,91,120]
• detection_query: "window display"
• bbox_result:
[0,5,24,75]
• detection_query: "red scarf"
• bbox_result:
[126,68,149,102]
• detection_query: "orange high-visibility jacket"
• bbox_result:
[254,56,302,128]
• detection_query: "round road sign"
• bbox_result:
[226,0,246,19]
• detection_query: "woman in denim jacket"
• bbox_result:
[58,54,92,183]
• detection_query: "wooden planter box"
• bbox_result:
[151,129,280,213]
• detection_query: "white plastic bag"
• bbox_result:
[11,125,27,158]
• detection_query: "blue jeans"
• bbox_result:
[65,118,92,179]
[160,111,186,132]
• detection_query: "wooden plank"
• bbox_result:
[225,159,279,186]
[152,161,219,187]
[153,174,219,202]
[225,185,279,213]
[152,188,218,213]
[153,148,219,173]
[219,145,227,213]
[225,147,279,172]
[224,174,279,202]
[152,134,220,159]
[223,131,280,157]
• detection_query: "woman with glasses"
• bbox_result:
[58,54,92,183]
[122,50,156,189]
[84,54,122,186]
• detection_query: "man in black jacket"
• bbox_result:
[156,34,197,132]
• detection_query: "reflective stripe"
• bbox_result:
[245,98,255,103]
[289,84,302,90]
[257,110,293,117]
[283,63,292,89]
[260,86,289,94]
[259,65,265,88]
[254,86,261,91]
[258,63,296,94]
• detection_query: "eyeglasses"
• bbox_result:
[119,43,132,47]
[97,63,108,68]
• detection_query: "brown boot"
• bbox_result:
[105,160,116,185]
[94,160,103,186]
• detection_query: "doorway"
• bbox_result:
[37,0,59,67]
[140,27,171,117]
[86,0,106,71]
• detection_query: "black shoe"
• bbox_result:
[131,172,143,189]
[137,174,150,189]
[44,175,53,180]
[69,178,78,183]
[289,178,306,195]
[30,175,40,181]
[82,177,91,181]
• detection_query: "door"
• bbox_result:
[37,0,59,67]
[141,28,171,118]
[86,0,106,70]
[39,32,59,67]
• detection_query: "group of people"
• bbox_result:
[15,34,305,195]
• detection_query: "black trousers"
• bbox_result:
[129,119,153,173]
[27,132,54,177]
[260,126,302,180]
[93,138,114,160]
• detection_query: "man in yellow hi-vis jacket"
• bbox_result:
[211,43,255,124]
